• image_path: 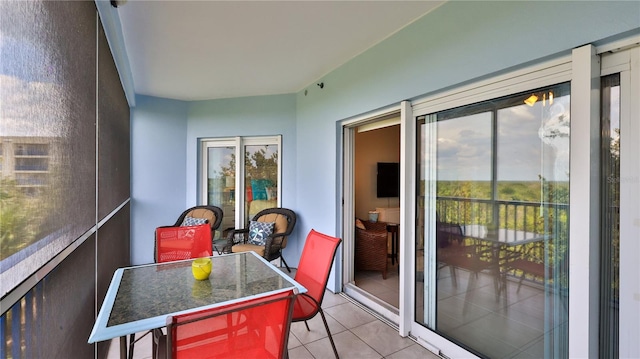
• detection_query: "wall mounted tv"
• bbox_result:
[376,162,400,198]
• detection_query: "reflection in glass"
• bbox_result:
[244,145,278,224]
[416,83,570,358]
[207,146,235,238]
[600,74,620,358]
[1,0,97,298]
[202,138,280,237]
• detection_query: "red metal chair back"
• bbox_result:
[155,224,212,263]
[166,288,297,359]
[291,229,342,358]
[294,229,341,316]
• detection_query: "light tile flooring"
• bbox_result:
[354,261,400,308]
[106,260,562,359]
[353,254,566,359]
[106,266,440,359]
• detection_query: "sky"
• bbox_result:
[423,91,574,182]
[1,30,69,138]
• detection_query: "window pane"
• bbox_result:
[435,111,493,223]
[600,74,620,358]
[417,83,570,358]
[245,144,278,224]
[206,146,236,237]
[202,138,280,235]
[98,22,130,219]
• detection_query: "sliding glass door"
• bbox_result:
[599,46,640,359]
[201,136,281,239]
[414,84,570,358]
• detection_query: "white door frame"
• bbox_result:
[338,38,639,358]
[408,54,573,358]
[340,104,403,324]
[600,43,640,359]
[405,40,640,358]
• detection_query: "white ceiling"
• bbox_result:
[116,1,444,101]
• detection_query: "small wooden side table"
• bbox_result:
[386,223,399,265]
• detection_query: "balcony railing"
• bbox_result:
[436,196,568,234]
[435,196,570,287]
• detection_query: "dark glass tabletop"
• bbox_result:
[89,251,305,344]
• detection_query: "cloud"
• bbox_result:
[425,96,571,182]
[1,74,69,137]
[435,115,493,180]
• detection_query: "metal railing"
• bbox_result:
[435,196,570,286]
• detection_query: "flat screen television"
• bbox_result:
[376,162,399,198]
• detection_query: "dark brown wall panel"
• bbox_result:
[98,20,131,220]
[1,2,131,358]
[96,203,131,358]
[33,236,96,358]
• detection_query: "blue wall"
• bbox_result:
[293,1,639,287]
[130,1,639,267]
[131,94,296,265]
[131,95,188,264]
[186,94,298,259]
[185,94,297,205]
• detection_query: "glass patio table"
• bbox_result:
[455,224,550,301]
[459,224,548,246]
[88,251,306,359]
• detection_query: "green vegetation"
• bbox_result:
[434,179,569,234]
[0,179,47,260]
[244,146,278,182]
[217,146,278,182]
[436,179,568,203]
[428,179,571,291]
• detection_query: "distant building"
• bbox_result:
[1,137,55,194]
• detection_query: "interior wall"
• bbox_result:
[294,1,639,291]
[130,95,188,265]
[185,94,299,264]
[354,125,400,220]
[125,1,640,276]
[130,94,298,266]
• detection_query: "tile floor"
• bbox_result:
[106,266,440,359]
[105,258,561,359]
[353,261,400,308]
[352,254,566,359]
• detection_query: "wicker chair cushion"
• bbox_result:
[255,213,289,248]
[181,216,208,226]
[231,243,266,257]
[184,208,218,228]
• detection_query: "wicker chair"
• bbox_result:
[355,220,389,279]
[226,207,296,272]
[147,205,223,358]
[154,205,224,261]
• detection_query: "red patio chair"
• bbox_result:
[154,206,223,262]
[157,288,297,359]
[292,229,342,359]
[141,206,221,358]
